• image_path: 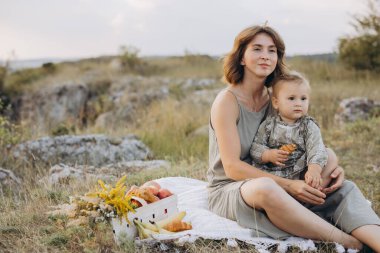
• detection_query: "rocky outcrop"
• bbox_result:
[189,88,221,105]
[0,168,21,191]
[45,161,170,184]
[180,78,216,90]
[11,134,151,167]
[13,75,219,132]
[19,82,89,131]
[335,97,380,124]
[94,86,169,129]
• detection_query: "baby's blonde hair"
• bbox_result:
[272,71,310,97]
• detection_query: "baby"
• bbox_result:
[250,72,335,189]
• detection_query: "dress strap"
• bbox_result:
[225,88,241,123]
[225,88,239,103]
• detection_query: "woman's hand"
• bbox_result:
[287,180,326,205]
[322,166,345,194]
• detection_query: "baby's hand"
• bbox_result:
[262,149,289,167]
[305,164,323,189]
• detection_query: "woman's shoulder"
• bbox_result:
[210,88,240,123]
[212,88,239,110]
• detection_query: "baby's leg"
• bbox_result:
[320,148,338,188]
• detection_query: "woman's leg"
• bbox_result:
[351,225,380,252]
[323,180,380,251]
[240,177,362,249]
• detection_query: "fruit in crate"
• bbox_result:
[133,180,173,200]
[127,187,160,203]
[157,188,173,199]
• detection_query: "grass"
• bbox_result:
[0,55,379,252]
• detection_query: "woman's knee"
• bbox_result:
[241,177,284,208]
[330,180,358,199]
[341,180,358,194]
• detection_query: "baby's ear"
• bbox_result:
[271,96,279,110]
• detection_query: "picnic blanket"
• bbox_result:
[153,177,356,253]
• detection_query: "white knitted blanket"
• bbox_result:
[153,177,356,253]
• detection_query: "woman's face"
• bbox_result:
[241,33,278,79]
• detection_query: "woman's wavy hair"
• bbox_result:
[223,25,288,87]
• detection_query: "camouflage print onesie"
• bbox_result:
[250,115,327,179]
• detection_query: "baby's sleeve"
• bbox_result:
[250,119,270,164]
[305,121,328,168]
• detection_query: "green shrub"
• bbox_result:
[0,100,20,150]
[4,66,57,95]
[338,0,380,71]
[46,233,69,247]
[119,45,148,74]
[51,123,76,136]
[42,62,56,73]
[0,65,6,92]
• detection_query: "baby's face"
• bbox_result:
[272,81,310,124]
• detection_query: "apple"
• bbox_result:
[157,188,173,199]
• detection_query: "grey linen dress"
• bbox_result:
[207,89,380,239]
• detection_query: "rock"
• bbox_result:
[117,87,169,115]
[48,164,85,184]
[44,160,170,185]
[19,82,89,131]
[95,87,170,127]
[109,160,170,172]
[12,134,151,167]
[0,168,21,188]
[335,97,380,124]
[94,111,113,129]
[181,78,216,90]
[190,88,221,105]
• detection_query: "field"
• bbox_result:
[0,54,379,252]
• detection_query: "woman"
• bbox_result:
[207,24,380,250]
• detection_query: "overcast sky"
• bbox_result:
[0,0,369,60]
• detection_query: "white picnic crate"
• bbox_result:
[111,194,178,243]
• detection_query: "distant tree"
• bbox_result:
[119,45,143,72]
[338,0,380,70]
[0,66,6,92]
